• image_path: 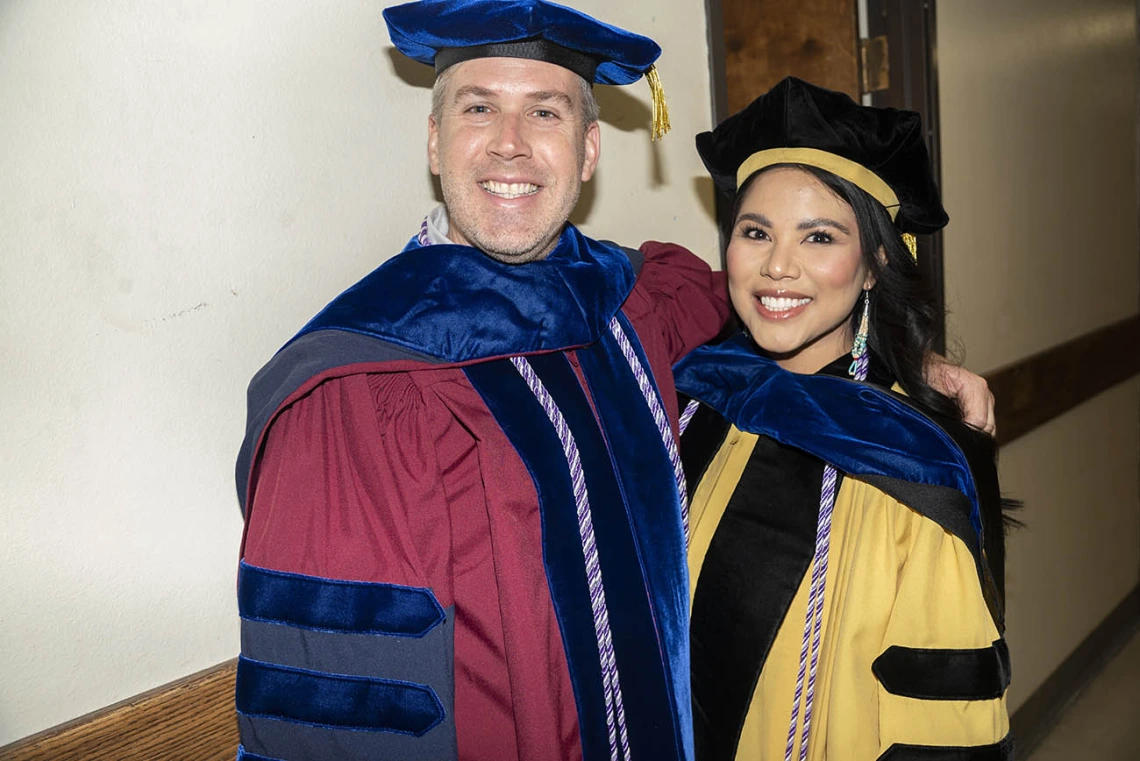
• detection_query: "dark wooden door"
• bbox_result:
[711,0,861,120]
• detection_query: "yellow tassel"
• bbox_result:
[646,64,671,141]
[902,232,917,261]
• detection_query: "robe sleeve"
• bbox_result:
[236,371,461,761]
[628,240,730,365]
[871,495,1011,756]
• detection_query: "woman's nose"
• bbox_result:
[760,240,798,279]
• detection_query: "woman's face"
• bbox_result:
[726,167,875,374]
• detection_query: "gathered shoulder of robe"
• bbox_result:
[676,334,1010,761]
[234,224,729,761]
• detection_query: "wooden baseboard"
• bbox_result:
[0,660,237,761]
[1010,585,1140,757]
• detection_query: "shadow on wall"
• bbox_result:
[692,176,721,246]
[386,46,436,90]
[571,85,662,227]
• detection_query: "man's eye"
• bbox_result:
[466,105,491,114]
[533,109,557,119]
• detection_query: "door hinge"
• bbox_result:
[860,35,890,93]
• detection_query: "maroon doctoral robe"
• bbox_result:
[235,236,727,761]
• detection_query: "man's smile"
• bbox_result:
[480,180,541,199]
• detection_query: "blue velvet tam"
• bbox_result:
[382,0,662,86]
[696,76,948,235]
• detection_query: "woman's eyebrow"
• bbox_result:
[798,217,851,234]
[736,212,772,227]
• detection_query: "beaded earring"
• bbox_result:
[848,289,871,379]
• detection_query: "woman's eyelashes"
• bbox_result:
[737,224,769,241]
[735,224,834,244]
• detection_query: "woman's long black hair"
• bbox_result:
[731,163,962,422]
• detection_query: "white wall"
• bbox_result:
[0,0,718,743]
[938,0,1140,710]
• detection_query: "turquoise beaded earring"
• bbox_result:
[849,289,871,378]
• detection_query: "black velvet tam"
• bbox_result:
[696,76,948,234]
[383,0,661,86]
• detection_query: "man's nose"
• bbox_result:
[488,113,532,160]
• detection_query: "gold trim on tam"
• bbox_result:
[735,148,900,220]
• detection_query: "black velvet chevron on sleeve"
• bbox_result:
[872,639,1010,701]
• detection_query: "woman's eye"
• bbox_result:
[739,225,768,241]
[806,231,833,244]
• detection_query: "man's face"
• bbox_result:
[428,57,601,263]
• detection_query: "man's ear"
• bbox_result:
[580,120,600,182]
[428,114,441,176]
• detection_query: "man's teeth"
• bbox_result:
[759,296,812,311]
[481,180,539,199]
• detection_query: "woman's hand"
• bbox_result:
[927,358,996,436]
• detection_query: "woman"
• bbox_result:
[676,77,1011,761]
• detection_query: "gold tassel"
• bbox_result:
[646,64,671,141]
[901,232,917,261]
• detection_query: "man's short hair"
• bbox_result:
[431,65,600,130]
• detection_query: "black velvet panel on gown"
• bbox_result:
[689,429,835,759]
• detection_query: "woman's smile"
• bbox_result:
[753,289,813,320]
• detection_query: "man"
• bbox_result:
[233,3,993,760]
[235,4,720,760]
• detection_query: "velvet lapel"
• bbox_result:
[290,225,636,363]
[673,333,983,538]
[577,312,694,759]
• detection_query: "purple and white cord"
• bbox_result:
[510,355,631,761]
[608,318,690,542]
[784,349,869,761]
[679,398,701,436]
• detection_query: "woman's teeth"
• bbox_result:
[759,296,812,311]
[481,181,539,199]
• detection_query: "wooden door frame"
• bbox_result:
[704,0,730,127]
[865,0,946,353]
[702,0,731,257]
